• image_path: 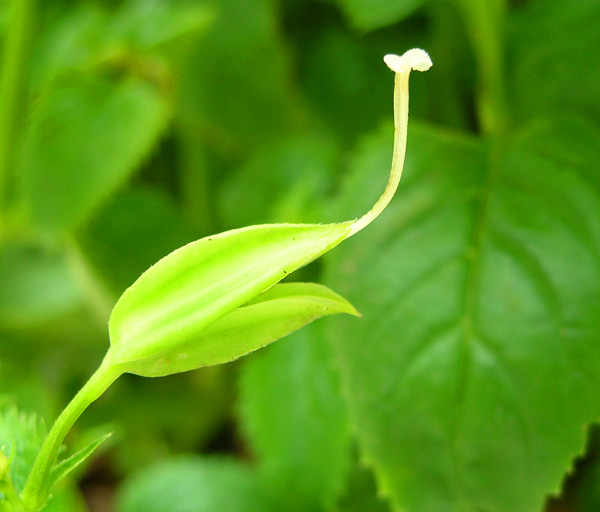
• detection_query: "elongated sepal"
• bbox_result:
[119,282,359,377]
[48,432,112,491]
[108,222,353,366]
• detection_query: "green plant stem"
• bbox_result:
[455,0,508,135]
[21,358,122,511]
[0,0,35,215]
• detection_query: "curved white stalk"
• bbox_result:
[350,48,432,236]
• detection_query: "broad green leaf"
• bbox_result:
[49,432,112,490]
[326,119,600,512]
[20,72,170,234]
[77,186,196,296]
[509,0,600,126]
[117,456,275,512]
[239,321,351,510]
[0,243,82,327]
[123,282,358,377]
[0,407,46,493]
[108,222,353,367]
[332,0,427,31]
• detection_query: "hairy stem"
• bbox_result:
[21,358,121,511]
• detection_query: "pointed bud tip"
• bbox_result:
[384,48,432,73]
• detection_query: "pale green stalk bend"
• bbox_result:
[19,48,431,511]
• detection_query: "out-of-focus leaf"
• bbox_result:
[108,222,352,367]
[117,456,275,512]
[29,5,106,91]
[239,321,351,510]
[77,186,196,296]
[326,119,600,512]
[109,0,214,51]
[20,73,171,235]
[332,0,427,31]
[176,0,301,151]
[218,134,339,228]
[337,463,391,512]
[42,482,87,512]
[509,0,600,125]
[0,407,46,493]
[0,244,82,327]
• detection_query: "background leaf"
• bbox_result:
[76,186,196,297]
[509,0,600,126]
[20,72,171,234]
[117,456,275,512]
[325,118,600,512]
[239,321,351,510]
[331,0,428,31]
[0,244,82,327]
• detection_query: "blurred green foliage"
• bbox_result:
[1,0,599,511]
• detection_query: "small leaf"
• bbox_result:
[49,432,112,490]
[0,407,46,493]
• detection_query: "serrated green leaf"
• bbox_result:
[332,0,427,31]
[239,321,351,510]
[20,72,170,234]
[0,407,46,493]
[117,456,275,512]
[49,432,112,490]
[124,282,357,377]
[326,119,600,512]
[108,222,353,370]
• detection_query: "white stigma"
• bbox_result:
[384,49,432,73]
